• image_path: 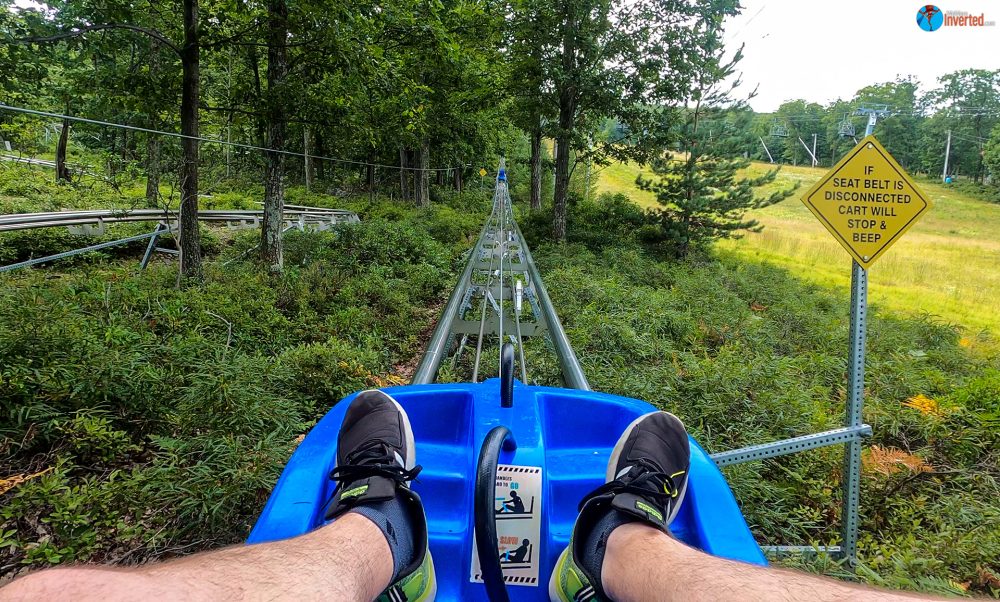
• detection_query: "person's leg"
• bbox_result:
[602,522,940,602]
[550,412,950,602]
[2,390,435,602]
[1,512,390,602]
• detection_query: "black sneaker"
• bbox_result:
[324,390,436,602]
[549,411,690,602]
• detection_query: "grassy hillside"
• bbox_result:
[596,160,1000,335]
[592,161,659,208]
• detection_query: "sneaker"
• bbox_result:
[376,552,436,602]
[549,411,690,602]
[325,390,437,602]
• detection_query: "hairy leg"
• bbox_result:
[602,523,943,602]
[0,513,391,602]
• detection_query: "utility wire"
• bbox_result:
[0,103,468,173]
[950,132,990,144]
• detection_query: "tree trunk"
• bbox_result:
[553,131,570,241]
[366,150,375,191]
[530,126,542,210]
[399,147,411,200]
[56,115,71,183]
[145,41,161,206]
[436,167,444,186]
[453,166,462,192]
[303,126,313,192]
[179,0,202,279]
[553,5,577,242]
[315,132,325,180]
[413,153,423,206]
[417,140,429,206]
[145,135,160,207]
[260,0,288,271]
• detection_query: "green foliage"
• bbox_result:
[984,121,1000,193]
[639,151,797,256]
[0,188,484,572]
[636,38,797,257]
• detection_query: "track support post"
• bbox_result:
[139,222,169,269]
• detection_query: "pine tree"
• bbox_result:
[638,29,796,258]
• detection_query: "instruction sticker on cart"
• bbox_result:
[470,465,542,587]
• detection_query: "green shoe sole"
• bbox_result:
[548,546,601,602]
[377,548,436,602]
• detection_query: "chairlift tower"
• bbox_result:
[854,104,892,137]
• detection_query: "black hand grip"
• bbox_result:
[500,342,514,408]
[475,425,516,602]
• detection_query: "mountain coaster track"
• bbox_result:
[407,162,871,557]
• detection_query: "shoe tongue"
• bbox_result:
[616,461,663,484]
[610,491,669,531]
[325,475,398,520]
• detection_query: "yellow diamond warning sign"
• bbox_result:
[479,168,488,177]
[801,136,931,268]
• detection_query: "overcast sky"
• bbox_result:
[723,0,1000,112]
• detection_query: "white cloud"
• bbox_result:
[724,0,1000,112]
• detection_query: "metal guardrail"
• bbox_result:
[0,207,358,233]
[0,206,361,273]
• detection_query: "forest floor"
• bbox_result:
[595,160,1000,336]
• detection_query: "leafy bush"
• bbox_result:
[0,188,485,573]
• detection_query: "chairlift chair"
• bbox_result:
[769,119,789,138]
[838,114,856,138]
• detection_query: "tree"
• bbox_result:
[18,0,205,278]
[772,100,824,166]
[853,78,921,169]
[984,121,1000,188]
[178,0,202,279]
[637,27,795,257]
[548,0,741,241]
[55,109,71,182]
[259,0,289,270]
[923,69,1000,182]
[509,0,556,210]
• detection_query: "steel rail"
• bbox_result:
[0,208,356,222]
[411,163,589,390]
[0,229,164,273]
[513,219,589,391]
[0,208,360,273]
[471,209,501,382]
[0,209,359,232]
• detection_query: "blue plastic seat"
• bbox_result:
[249,380,766,600]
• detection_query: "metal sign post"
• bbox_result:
[838,114,878,567]
[794,110,932,567]
[837,111,876,567]
[841,260,866,565]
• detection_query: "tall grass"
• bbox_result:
[597,160,1000,335]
